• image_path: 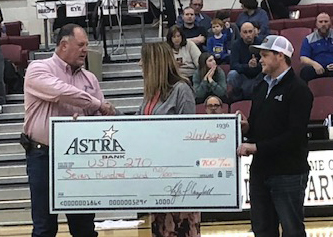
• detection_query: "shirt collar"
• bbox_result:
[245,8,259,16]
[52,53,83,75]
[315,28,333,39]
[264,67,291,85]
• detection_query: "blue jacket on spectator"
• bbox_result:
[236,8,270,42]
[230,37,262,78]
[207,28,232,61]
[300,29,333,68]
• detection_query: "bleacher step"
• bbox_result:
[0,165,26,177]
[6,82,144,103]
[99,79,143,89]
[1,97,143,115]
[0,153,25,162]
[103,70,142,79]
[0,143,24,154]
[0,175,27,185]
[103,62,140,71]
[0,123,23,133]
[0,132,21,140]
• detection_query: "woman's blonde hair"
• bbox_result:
[141,42,189,101]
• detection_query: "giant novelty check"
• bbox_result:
[49,115,242,213]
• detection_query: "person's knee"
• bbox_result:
[300,66,317,82]
[227,70,240,84]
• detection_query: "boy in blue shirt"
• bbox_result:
[207,18,232,65]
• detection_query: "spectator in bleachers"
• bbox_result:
[207,18,231,65]
[166,25,201,81]
[261,0,301,19]
[214,10,240,50]
[236,0,270,41]
[177,0,212,31]
[181,7,207,52]
[193,52,227,104]
[300,13,333,83]
[205,95,224,114]
[227,22,262,102]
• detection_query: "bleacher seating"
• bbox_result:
[284,18,316,29]
[202,3,332,35]
[317,3,333,16]
[0,35,41,68]
[230,100,252,118]
[269,19,285,33]
[310,96,333,122]
[220,64,230,76]
[4,21,22,36]
[1,44,23,67]
[203,8,242,22]
[280,27,312,77]
[308,78,333,98]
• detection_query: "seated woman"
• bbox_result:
[166,25,201,82]
[193,52,227,104]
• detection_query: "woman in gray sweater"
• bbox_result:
[193,52,227,104]
[138,42,200,237]
[138,42,195,115]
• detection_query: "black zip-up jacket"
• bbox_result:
[247,68,313,175]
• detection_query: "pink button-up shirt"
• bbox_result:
[24,53,104,145]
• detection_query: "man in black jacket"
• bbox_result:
[237,35,313,237]
[227,22,262,102]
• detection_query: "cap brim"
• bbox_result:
[249,45,272,54]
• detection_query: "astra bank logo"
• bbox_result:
[64,126,125,155]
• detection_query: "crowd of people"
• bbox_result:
[162,0,333,106]
[6,0,333,236]
[166,0,271,104]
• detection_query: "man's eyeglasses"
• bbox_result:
[191,3,203,7]
[207,104,222,109]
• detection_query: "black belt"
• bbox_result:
[20,133,49,151]
[29,140,49,150]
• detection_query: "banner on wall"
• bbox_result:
[241,150,333,209]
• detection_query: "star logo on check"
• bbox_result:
[103,126,118,140]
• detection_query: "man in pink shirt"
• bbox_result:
[23,24,114,237]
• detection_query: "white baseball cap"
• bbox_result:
[250,35,294,58]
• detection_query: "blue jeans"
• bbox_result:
[300,65,333,83]
[227,70,261,101]
[250,172,308,237]
[26,147,98,237]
